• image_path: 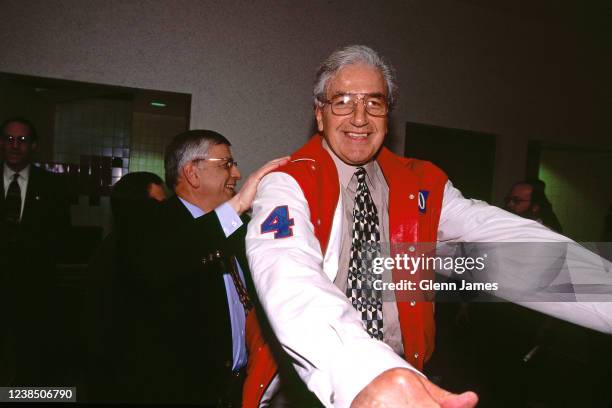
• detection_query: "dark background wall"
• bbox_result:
[0,0,610,204]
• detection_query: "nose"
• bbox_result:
[350,99,369,127]
[231,165,241,180]
[8,138,19,149]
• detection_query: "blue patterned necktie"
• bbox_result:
[347,167,384,340]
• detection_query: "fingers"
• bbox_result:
[252,156,290,180]
[244,156,289,189]
[230,156,291,214]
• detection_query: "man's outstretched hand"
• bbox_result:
[228,156,290,214]
[351,368,478,408]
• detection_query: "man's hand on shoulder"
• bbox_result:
[228,156,290,214]
[351,368,478,408]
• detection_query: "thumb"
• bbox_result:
[440,392,479,408]
[419,377,478,408]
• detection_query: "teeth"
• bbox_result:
[346,132,367,138]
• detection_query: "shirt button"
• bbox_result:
[409,194,415,200]
[259,383,264,389]
[232,221,237,227]
[414,353,419,359]
[410,300,416,307]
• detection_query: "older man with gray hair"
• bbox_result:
[244,45,612,408]
[245,44,478,408]
[111,129,287,405]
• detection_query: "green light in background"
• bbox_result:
[150,101,166,108]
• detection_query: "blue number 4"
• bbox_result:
[260,205,295,239]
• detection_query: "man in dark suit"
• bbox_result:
[0,117,70,385]
[112,130,287,405]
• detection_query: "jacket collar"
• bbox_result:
[288,133,410,180]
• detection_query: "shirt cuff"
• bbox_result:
[215,202,243,238]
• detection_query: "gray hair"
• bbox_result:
[313,45,398,109]
[164,129,231,189]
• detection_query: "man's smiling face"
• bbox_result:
[196,143,241,210]
[315,63,388,165]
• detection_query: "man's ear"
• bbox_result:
[181,162,200,189]
[315,105,324,133]
[31,141,38,152]
[531,203,540,216]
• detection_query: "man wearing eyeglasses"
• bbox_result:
[112,129,287,405]
[1,117,70,385]
[505,179,563,233]
[244,45,612,408]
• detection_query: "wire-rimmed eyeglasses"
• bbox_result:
[192,157,238,170]
[2,135,32,145]
[319,93,389,117]
[504,196,530,205]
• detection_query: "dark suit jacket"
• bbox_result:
[108,195,251,405]
[0,164,70,385]
[0,164,70,249]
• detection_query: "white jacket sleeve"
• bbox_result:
[438,180,612,334]
[246,172,417,408]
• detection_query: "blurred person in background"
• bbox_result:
[505,179,563,233]
[85,171,166,402]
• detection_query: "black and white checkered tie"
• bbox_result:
[347,167,383,340]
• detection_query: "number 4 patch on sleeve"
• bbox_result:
[260,205,295,239]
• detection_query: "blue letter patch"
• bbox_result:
[418,190,429,214]
[260,205,295,239]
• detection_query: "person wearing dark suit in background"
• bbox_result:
[0,117,70,386]
[84,171,166,402]
[111,130,288,405]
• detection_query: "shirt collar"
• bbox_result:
[178,196,205,218]
[322,139,379,191]
[3,163,31,184]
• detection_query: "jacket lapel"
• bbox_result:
[21,166,40,225]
